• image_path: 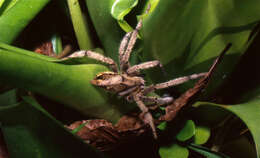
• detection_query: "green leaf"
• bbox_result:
[157,121,167,131]
[85,0,124,62]
[159,143,189,158]
[0,89,18,106]
[0,49,130,122]
[111,0,138,33]
[143,0,260,93]
[221,136,257,158]
[188,143,230,158]
[193,99,260,158]
[0,0,19,15]
[0,97,105,158]
[194,126,211,145]
[176,120,196,142]
[0,41,59,62]
[0,0,51,43]
[0,0,4,8]
[111,0,138,20]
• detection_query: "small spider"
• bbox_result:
[65,18,206,139]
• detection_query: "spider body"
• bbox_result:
[91,71,145,94]
[66,19,206,139]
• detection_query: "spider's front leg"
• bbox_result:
[119,20,143,71]
[63,50,118,72]
[133,93,157,139]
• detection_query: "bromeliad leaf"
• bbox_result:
[0,97,105,158]
[143,0,260,94]
[111,0,139,33]
[0,0,51,43]
[110,0,159,33]
[193,98,260,158]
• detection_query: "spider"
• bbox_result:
[65,19,206,139]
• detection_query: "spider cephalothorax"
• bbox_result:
[91,71,145,93]
[66,18,206,138]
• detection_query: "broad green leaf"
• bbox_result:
[188,143,230,158]
[0,89,18,106]
[194,126,211,145]
[193,99,260,158]
[111,0,138,20]
[221,136,256,158]
[159,143,189,158]
[0,0,19,15]
[0,97,105,158]
[111,0,138,33]
[226,100,260,157]
[143,0,260,93]
[0,0,51,43]
[176,120,196,142]
[110,0,160,33]
[85,0,124,62]
[0,41,60,62]
[0,0,4,8]
[0,49,131,122]
[191,103,230,127]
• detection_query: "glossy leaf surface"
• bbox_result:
[193,99,260,158]
[159,143,189,158]
[176,120,196,142]
[0,97,104,158]
[0,49,128,122]
[0,0,50,43]
[142,0,260,93]
[194,126,211,145]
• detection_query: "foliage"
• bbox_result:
[0,0,259,157]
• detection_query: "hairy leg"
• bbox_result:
[140,95,174,106]
[120,20,143,71]
[133,94,157,139]
[119,32,132,66]
[120,4,151,72]
[63,50,118,72]
[154,72,206,89]
[126,60,165,75]
[143,72,206,95]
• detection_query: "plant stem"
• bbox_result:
[67,0,94,50]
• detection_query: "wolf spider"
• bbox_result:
[66,19,206,138]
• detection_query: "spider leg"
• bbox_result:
[119,32,132,66]
[120,4,151,72]
[133,93,157,139]
[120,19,143,72]
[143,72,206,95]
[126,60,165,75]
[140,96,174,107]
[64,50,118,72]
